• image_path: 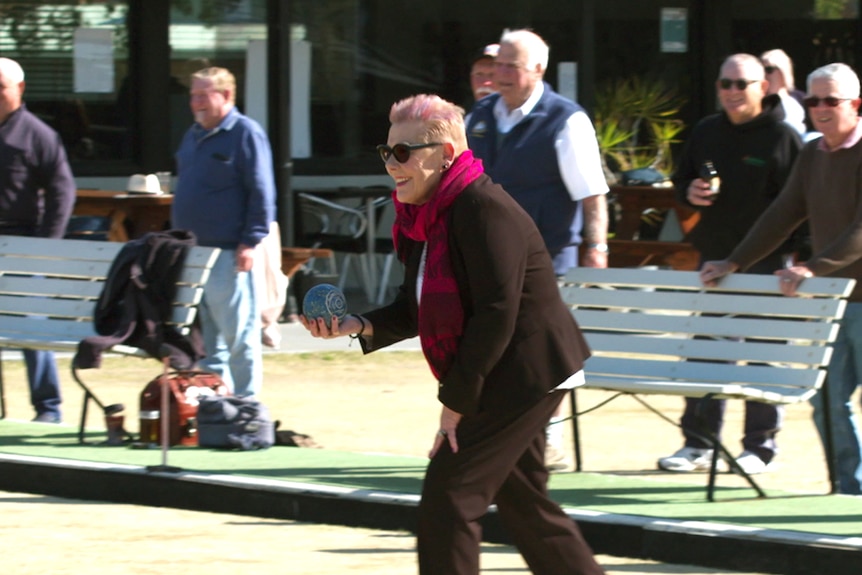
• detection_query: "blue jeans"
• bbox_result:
[24,349,62,418]
[811,302,862,494]
[197,249,262,397]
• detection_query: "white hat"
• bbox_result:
[126,173,162,194]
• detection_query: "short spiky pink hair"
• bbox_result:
[388,94,468,150]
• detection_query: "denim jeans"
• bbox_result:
[811,302,862,494]
[197,249,263,397]
[24,349,61,418]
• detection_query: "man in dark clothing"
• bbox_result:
[0,57,76,423]
[657,54,803,475]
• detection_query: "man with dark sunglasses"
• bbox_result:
[465,29,609,473]
[658,53,803,476]
[700,62,862,495]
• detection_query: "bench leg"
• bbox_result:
[570,390,583,472]
[72,366,134,445]
[705,433,767,501]
[820,379,841,494]
[72,366,107,444]
[691,394,768,501]
[0,349,5,419]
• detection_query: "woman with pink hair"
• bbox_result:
[301,93,604,575]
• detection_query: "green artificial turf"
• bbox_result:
[2,419,861,538]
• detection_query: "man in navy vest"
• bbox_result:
[466,29,608,274]
[466,29,609,471]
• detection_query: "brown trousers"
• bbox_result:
[417,389,605,575]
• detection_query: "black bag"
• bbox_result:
[197,396,275,450]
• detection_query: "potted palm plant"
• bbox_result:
[593,76,687,185]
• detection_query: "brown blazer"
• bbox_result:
[362,174,590,416]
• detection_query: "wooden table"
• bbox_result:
[608,185,701,270]
[74,189,173,242]
[281,247,334,278]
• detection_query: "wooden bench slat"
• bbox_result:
[583,356,825,390]
[578,377,816,404]
[0,277,204,308]
[561,285,847,320]
[1,256,213,288]
[564,267,856,298]
[0,316,100,340]
[0,256,114,279]
[0,295,96,318]
[0,236,123,260]
[584,333,833,367]
[0,276,107,298]
[571,308,842,342]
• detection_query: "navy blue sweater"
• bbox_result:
[0,104,76,238]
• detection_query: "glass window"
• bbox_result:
[168,0,268,156]
[0,1,130,167]
[289,0,583,175]
[732,0,861,82]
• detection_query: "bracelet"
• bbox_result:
[348,313,367,343]
[585,242,609,253]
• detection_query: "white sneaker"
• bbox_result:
[657,446,718,472]
[545,444,572,472]
[733,450,773,475]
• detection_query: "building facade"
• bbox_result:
[1,0,859,241]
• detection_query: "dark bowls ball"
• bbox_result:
[302,283,348,328]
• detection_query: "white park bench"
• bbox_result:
[560,267,855,500]
[0,235,220,443]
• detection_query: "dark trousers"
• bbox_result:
[417,390,604,575]
[680,397,782,463]
[24,349,62,418]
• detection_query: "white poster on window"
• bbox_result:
[73,28,114,93]
[558,62,577,102]
[291,40,312,159]
[246,40,268,130]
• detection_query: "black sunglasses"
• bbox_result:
[376,142,442,163]
[803,96,852,108]
[763,65,778,74]
[718,78,758,90]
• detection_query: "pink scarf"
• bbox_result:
[393,150,484,379]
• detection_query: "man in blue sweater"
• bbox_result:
[466,30,609,471]
[0,57,76,423]
[173,67,275,397]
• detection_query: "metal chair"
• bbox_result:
[296,192,375,301]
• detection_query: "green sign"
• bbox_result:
[661,8,688,53]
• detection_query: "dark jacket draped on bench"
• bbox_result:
[73,230,205,370]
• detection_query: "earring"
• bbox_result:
[442,161,451,170]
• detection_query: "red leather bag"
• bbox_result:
[139,371,230,446]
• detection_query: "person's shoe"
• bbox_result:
[32,413,61,424]
[545,444,573,472]
[657,446,721,472]
[733,450,773,475]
